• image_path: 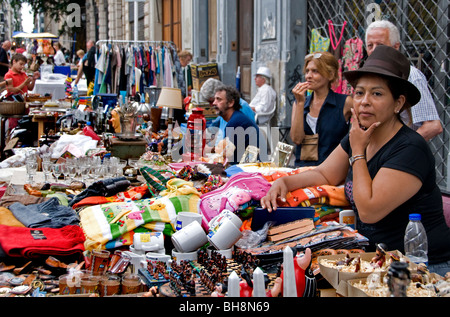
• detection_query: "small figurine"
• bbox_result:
[266,277,282,297]
[186,275,196,296]
[211,282,227,297]
[367,272,381,291]
[239,267,254,297]
[280,248,317,297]
[371,243,388,268]
[386,261,410,297]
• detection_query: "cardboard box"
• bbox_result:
[191,90,207,104]
[344,274,440,297]
[194,103,217,117]
[318,251,406,290]
[191,63,220,91]
[191,63,220,79]
[192,76,220,91]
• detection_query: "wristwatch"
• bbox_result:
[349,154,366,166]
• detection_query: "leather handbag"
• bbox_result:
[300,134,319,161]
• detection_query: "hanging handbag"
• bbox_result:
[300,134,319,161]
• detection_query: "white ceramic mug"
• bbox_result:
[141,252,172,271]
[207,246,233,259]
[132,232,164,252]
[171,249,198,264]
[171,221,208,253]
[175,212,203,231]
[208,219,243,251]
[145,252,171,265]
[208,209,242,232]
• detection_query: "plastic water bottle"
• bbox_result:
[404,213,428,264]
[73,85,79,99]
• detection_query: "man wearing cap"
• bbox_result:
[365,20,442,141]
[250,66,277,125]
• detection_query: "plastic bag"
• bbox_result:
[235,221,274,249]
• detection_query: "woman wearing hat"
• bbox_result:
[291,51,353,167]
[261,45,450,275]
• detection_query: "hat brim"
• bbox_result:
[343,68,421,108]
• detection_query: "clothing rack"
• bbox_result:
[92,39,185,98]
[95,39,176,47]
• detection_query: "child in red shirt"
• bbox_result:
[5,53,40,98]
[3,54,40,132]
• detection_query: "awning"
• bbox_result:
[12,32,58,39]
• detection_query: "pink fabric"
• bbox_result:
[0,186,6,200]
[198,172,271,230]
[442,195,450,228]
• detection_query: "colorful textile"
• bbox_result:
[140,166,174,192]
[80,191,201,251]
[199,172,271,230]
[0,225,85,258]
[309,28,330,53]
[159,178,201,198]
[341,37,364,95]
[282,185,350,208]
[0,207,25,227]
[71,184,150,209]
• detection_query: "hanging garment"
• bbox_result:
[341,37,364,95]
[328,20,347,94]
[327,20,347,51]
[92,42,184,97]
[309,28,330,53]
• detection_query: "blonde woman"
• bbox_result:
[290,51,353,166]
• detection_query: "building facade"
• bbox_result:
[50,0,450,191]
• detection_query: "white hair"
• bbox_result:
[200,78,224,101]
[366,20,401,47]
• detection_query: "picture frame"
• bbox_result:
[271,142,294,167]
[239,145,260,164]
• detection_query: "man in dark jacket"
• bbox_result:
[0,40,11,82]
[74,40,96,86]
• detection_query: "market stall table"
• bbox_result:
[31,79,67,100]
[0,114,23,160]
[32,113,59,139]
[31,77,88,100]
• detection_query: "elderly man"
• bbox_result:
[250,66,277,125]
[0,40,11,82]
[365,20,442,141]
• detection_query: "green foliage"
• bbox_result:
[11,0,83,35]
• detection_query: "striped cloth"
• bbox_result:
[80,181,201,251]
